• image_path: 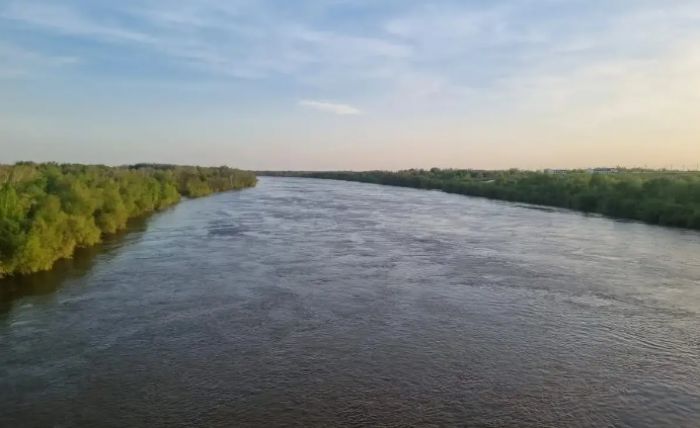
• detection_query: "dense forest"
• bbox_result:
[0,163,256,277]
[261,169,700,230]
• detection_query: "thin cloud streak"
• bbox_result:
[0,42,79,79]
[298,100,362,115]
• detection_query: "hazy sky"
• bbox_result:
[1,0,700,170]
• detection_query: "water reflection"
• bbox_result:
[0,216,150,315]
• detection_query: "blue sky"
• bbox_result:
[2,0,700,169]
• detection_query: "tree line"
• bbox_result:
[261,169,700,230]
[0,163,256,277]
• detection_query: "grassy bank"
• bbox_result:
[260,169,700,230]
[0,163,256,277]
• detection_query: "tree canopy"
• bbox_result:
[0,163,256,277]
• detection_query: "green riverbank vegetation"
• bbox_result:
[0,163,256,277]
[260,169,700,230]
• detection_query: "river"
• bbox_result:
[1,177,699,427]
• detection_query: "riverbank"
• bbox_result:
[0,163,256,277]
[260,169,700,230]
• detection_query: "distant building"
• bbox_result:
[544,169,569,175]
[587,167,619,174]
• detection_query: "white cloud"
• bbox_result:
[298,99,361,115]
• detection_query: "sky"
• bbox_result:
[1,0,700,170]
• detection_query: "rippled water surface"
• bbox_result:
[2,177,700,427]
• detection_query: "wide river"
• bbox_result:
[1,177,699,427]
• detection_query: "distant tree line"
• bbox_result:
[260,169,700,230]
[0,163,256,277]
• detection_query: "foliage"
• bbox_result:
[0,163,256,277]
[262,169,700,230]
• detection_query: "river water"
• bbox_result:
[1,177,699,427]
